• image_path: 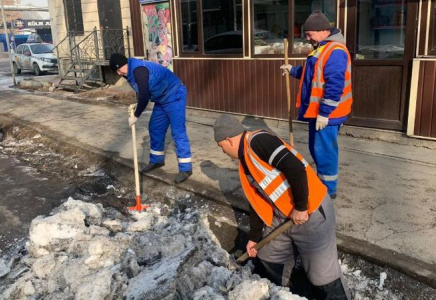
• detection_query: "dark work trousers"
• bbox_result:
[256,195,350,300]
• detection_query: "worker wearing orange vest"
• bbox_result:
[281,11,353,199]
[213,115,349,300]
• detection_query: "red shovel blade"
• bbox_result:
[128,195,149,211]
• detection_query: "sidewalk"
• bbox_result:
[1,88,436,286]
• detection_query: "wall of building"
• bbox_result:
[407,0,436,139]
[174,58,303,119]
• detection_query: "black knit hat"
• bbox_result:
[304,10,331,31]
[109,53,128,71]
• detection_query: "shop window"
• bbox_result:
[202,0,243,54]
[179,0,242,55]
[355,0,406,60]
[253,0,288,55]
[252,0,337,56]
[429,0,436,55]
[63,0,84,35]
[293,0,336,55]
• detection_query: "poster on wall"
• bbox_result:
[142,2,173,71]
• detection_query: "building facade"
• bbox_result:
[49,0,436,140]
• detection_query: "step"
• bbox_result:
[61,76,82,81]
[67,68,91,72]
[56,85,78,92]
[86,77,102,82]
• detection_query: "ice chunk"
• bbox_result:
[229,279,270,300]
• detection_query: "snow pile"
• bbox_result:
[341,261,402,300]
[0,198,305,300]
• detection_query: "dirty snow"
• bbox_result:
[0,197,422,300]
[0,198,305,300]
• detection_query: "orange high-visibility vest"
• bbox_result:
[239,131,327,226]
[296,41,353,119]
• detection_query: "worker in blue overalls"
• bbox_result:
[110,54,192,184]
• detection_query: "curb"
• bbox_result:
[1,113,436,289]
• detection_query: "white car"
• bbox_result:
[11,43,58,76]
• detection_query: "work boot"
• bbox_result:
[142,162,165,173]
[330,193,337,200]
[174,171,192,184]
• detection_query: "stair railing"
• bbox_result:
[52,31,75,77]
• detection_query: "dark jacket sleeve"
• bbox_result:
[250,133,309,211]
[290,66,303,80]
[133,67,150,118]
[249,205,263,243]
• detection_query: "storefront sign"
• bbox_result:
[0,19,51,29]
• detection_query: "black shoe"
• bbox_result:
[330,193,337,199]
[142,163,165,173]
[174,171,192,184]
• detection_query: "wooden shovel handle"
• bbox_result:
[236,219,294,263]
[284,39,294,147]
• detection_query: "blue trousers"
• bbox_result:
[308,121,340,196]
[149,86,192,172]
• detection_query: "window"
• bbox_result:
[64,0,84,35]
[253,0,288,55]
[22,45,30,55]
[16,45,23,55]
[355,0,406,60]
[179,0,337,56]
[202,0,242,54]
[293,0,336,54]
[179,0,242,55]
[30,44,54,54]
[252,0,337,56]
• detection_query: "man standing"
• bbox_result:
[213,115,349,300]
[280,11,352,198]
[110,54,192,184]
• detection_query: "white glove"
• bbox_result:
[128,103,137,114]
[129,116,138,127]
[280,64,293,76]
[315,115,329,131]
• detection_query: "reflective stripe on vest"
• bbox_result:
[296,42,353,119]
[238,130,327,226]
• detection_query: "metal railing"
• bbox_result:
[69,27,131,64]
[53,27,131,75]
[52,27,131,91]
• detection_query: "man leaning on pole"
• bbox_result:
[280,11,353,199]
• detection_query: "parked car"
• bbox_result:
[11,43,58,76]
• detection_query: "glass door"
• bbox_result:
[346,0,417,130]
[356,0,407,60]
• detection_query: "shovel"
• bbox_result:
[284,38,294,147]
[128,104,149,212]
[236,219,294,264]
